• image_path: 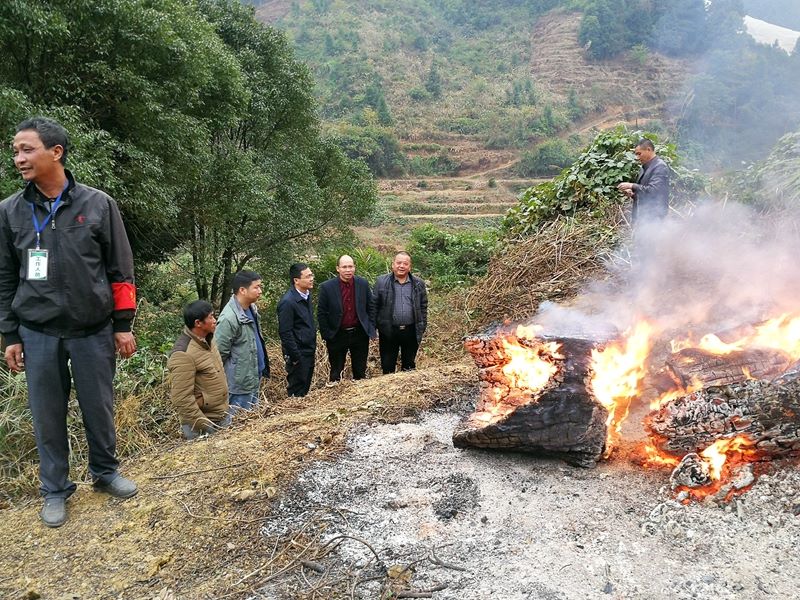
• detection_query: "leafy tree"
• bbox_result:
[0,0,378,306]
[578,0,627,59]
[183,0,378,303]
[517,140,578,177]
[332,124,406,177]
[0,0,246,262]
[652,0,707,56]
[364,78,393,125]
[424,62,443,99]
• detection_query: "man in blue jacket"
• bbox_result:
[617,138,670,222]
[216,271,270,411]
[317,255,376,384]
[277,263,317,396]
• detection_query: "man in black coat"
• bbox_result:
[372,251,428,374]
[317,255,376,383]
[277,263,316,397]
[617,138,670,222]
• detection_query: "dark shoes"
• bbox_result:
[40,497,67,528]
[93,475,138,499]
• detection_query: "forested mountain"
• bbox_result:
[255,0,800,169]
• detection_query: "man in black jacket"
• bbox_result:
[317,255,376,384]
[277,263,316,396]
[372,251,428,374]
[617,138,670,222]
[0,117,138,528]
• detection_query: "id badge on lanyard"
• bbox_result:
[28,249,49,280]
[28,181,68,282]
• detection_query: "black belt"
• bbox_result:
[395,325,412,330]
[343,327,357,332]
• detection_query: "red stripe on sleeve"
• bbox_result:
[112,282,137,310]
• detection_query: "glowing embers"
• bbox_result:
[669,436,759,502]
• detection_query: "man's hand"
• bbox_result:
[114,332,137,359]
[4,343,24,372]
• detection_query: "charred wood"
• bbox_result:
[662,348,792,389]
[455,335,608,468]
[647,372,800,459]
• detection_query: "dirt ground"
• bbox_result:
[3,359,798,600]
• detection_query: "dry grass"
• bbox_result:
[464,210,625,327]
[0,364,476,599]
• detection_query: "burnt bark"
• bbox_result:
[663,348,792,389]
[454,334,608,468]
[647,369,800,459]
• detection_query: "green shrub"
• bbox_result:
[504,125,707,236]
[407,153,460,176]
[517,139,578,177]
[407,224,498,288]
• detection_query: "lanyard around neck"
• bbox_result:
[30,181,68,249]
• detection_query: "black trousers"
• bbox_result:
[379,325,419,374]
[286,354,315,397]
[326,326,369,381]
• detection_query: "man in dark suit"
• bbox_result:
[617,138,670,222]
[277,263,316,397]
[317,255,376,384]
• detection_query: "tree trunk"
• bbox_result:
[454,334,608,468]
[647,368,800,459]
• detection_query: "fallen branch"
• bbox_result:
[430,548,468,572]
[396,583,449,598]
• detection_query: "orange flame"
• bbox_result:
[751,314,800,358]
[650,377,703,411]
[590,321,654,453]
[671,313,800,359]
[500,339,562,392]
[641,442,681,469]
[699,436,755,481]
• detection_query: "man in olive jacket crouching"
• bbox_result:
[167,300,230,439]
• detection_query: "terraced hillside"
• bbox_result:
[256,3,691,246]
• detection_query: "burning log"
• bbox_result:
[661,347,792,389]
[453,331,609,468]
[647,371,800,460]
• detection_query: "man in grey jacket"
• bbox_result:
[215,271,270,411]
[372,252,428,374]
[617,138,670,222]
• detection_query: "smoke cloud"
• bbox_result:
[533,203,800,340]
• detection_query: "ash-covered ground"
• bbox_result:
[257,398,800,600]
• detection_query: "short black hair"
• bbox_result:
[183,300,214,329]
[15,117,69,165]
[289,262,309,284]
[231,270,261,294]
[635,138,655,152]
